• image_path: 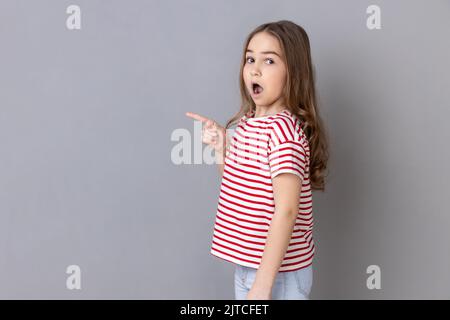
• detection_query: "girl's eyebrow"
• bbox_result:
[246,49,281,58]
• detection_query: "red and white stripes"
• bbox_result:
[210,109,314,272]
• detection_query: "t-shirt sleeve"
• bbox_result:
[268,118,309,180]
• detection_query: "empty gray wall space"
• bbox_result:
[0,0,449,299]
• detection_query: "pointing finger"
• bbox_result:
[185,112,209,122]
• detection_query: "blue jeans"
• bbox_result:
[234,264,313,300]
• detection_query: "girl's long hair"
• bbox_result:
[224,20,329,191]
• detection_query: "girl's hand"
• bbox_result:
[246,285,272,300]
[185,112,227,153]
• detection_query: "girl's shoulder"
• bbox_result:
[267,110,308,146]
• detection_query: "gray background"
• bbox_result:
[0,0,449,299]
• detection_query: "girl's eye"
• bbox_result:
[245,57,275,65]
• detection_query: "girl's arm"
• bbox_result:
[249,173,303,297]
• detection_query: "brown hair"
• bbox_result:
[224,20,330,191]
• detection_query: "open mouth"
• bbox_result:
[252,82,264,95]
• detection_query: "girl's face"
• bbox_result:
[243,32,287,109]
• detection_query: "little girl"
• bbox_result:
[186,20,329,300]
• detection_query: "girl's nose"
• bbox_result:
[250,69,261,76]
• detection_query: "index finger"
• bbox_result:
[185,112,209,122]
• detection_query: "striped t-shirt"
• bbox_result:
[210,108,315,272]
